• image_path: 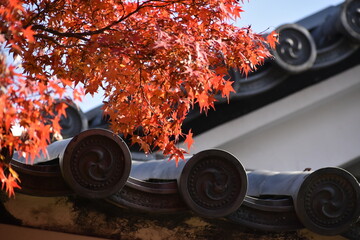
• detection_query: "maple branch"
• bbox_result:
[32,25,89,40]
[31,0,187,40]
[23,0,61,29]
[34,34,85,48]
[140,0,188,10]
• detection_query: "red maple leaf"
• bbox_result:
[23,26,35,42]
[266,31,279,49]
[0,165,21,198]
[197,91,209,112]
[184,129,194,150]
[222,80,235,103]
[8,0,23,10]
[4,175,21,197]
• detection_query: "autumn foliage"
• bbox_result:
[0,0,277,197]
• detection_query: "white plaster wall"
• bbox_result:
[188,65,360,171]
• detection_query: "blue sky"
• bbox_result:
[234,0,343,32]
[78,0,344,113]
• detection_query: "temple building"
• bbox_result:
[1,0,360,239]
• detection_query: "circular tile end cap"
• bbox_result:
[60,129,131,199]
[295,167,360,235]
[178,149,247,218]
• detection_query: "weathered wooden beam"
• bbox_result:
[1,193,347,240]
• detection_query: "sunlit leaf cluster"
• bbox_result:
[0,0,277,197]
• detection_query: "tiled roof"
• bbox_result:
[2,1,360,239]
[4,128,360,239]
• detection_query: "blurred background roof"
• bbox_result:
[78,0,344,112]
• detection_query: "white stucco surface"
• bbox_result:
[188,65,360,171]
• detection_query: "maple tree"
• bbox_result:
[0,0,277,197]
